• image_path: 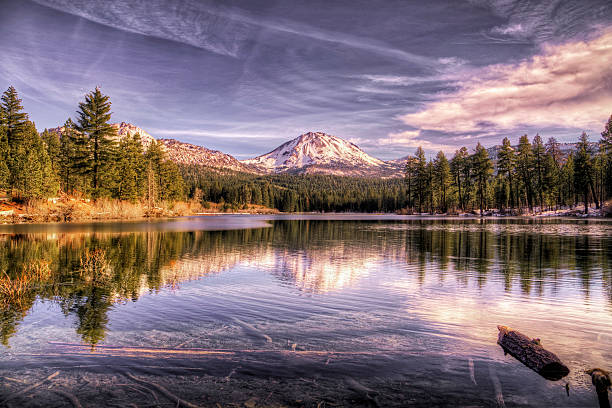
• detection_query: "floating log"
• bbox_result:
[497,325,569,381]
[586,368,611,408]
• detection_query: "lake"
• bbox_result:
[0,215,610,407]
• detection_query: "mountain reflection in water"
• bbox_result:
[0,217,610,407]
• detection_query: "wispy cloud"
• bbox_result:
[31,0,255,57]
[471,0,612,45]
[491,23,527,36]
[31,0,443,67]
[401,30,612,135]
[378,130,455,153]
[149,128,279,140]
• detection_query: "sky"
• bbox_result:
[1,0,611,160]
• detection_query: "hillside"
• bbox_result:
[157,138,249,172]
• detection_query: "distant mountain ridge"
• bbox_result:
[45,125,406,177]
[157,138,248,172]
[53,123,591,178]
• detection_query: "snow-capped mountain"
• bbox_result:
[242,131,403,177]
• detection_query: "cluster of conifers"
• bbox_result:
[0,86,183,203]
[403,120,612,215]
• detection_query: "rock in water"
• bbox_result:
[497,325,569,381]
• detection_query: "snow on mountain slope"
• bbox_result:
[242,132,402,177]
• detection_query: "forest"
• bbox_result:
[180,166,409,213]
[0,86,184,205]
[402,128,612,215]
[1,84,611,215]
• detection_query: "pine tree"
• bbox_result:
[544,138,563,209]
[516,135,534,211]
[144,140,183,204]
[574,132,599,214]
[63,118,91,195]
[75,87,118,199]
[496,137,516,210]
[471,142,493,215]
[159,160,184,202]
[433,151,450,213]
[116,133,145,202]
[40,129,61,193]
[450,147,470,211]
[41,129,61,175]
[562,153,576,207]
[532,134,546,211]
[9,121,57,199]
[1,86,28,148]
[601,114,612,201]
[426,160,434,213]
[0,125,9,190]
[404,156,419,212]
[414,147,428,213]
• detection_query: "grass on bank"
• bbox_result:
[0,192,278,223]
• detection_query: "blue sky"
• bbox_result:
[1,0,611,159]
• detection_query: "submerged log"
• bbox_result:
[497,325,569,381]
[586,368,611,408]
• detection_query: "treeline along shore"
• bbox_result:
[0,85,611,220]
[402,124,612,216]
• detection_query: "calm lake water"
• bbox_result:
[0,215,611,407]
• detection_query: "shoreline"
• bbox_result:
[1,210,609,226]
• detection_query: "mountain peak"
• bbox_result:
[242,131,398,176]
[111,122,157,148]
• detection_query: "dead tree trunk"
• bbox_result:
[497,325,569,381]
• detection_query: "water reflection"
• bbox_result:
[0,218,610,348]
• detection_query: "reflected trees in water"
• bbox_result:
[0,219,610,347]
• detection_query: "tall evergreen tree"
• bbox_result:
[413,147,428,213]
[0,125,9,190]
[471,142,493,215]
[574,132,599,213]
[144,140,184,204]
[75,87,117,198]
[544,137,563,209]
[63,118,91,195]
[433,151,450,213]
[9,121,57,199]
[496,137,516,210]
[601,114,612,201]
[41,129,61,175]
[1,86,28,148]
[516,135,534,211]
[532,134,545,211]
[116,133,145,202]
[450,147,470,211]
[562,153,576,207]
[404,156,418,212]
